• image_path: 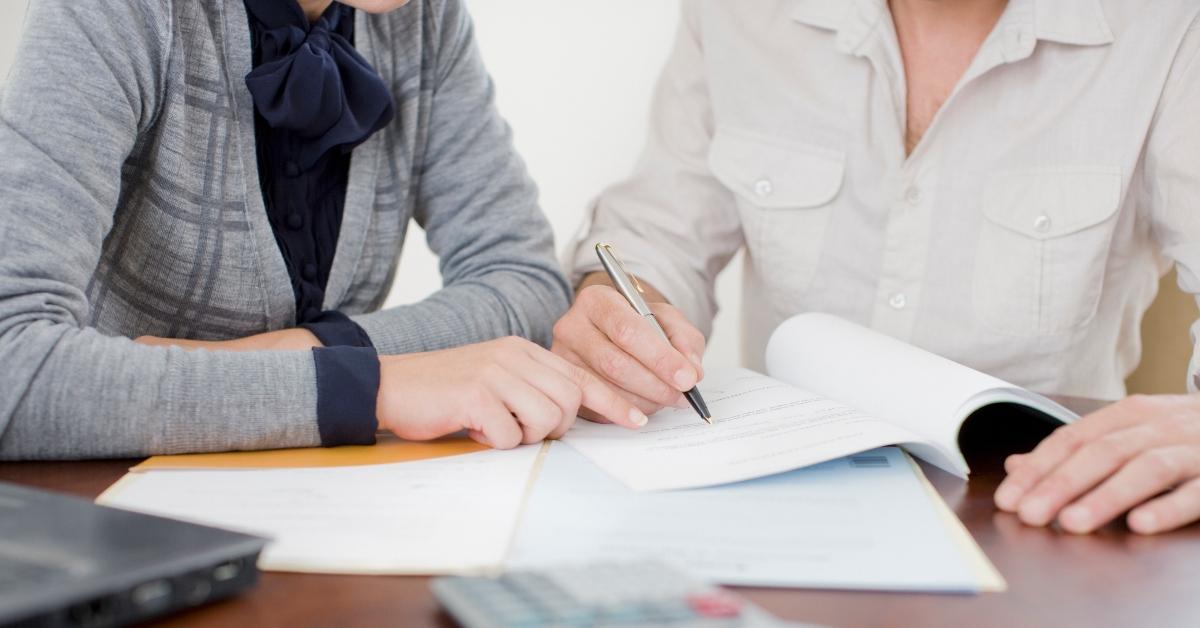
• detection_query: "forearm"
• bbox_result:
[353,270,569,354]
[0,324,323,460]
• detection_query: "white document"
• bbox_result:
[563,367,932,492]
[98,445,544,574]
[508,443,1004,593]
[564,313,1075,492]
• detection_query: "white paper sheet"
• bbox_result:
[765,313,1076,474]
[98,445,543,574]
[509,443,1002,592]
[562,368,928,491]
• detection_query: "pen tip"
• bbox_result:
[704,415,714,425]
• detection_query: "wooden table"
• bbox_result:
[4,400,1200,628]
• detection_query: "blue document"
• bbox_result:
[507,443,1002,593]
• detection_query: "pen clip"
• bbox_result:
[596,243,642,290]
[595,243,654,316]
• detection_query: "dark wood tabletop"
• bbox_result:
[3,397,1199,628]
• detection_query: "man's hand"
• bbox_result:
[134,328,323,352]
[377,336,646,447]
[551,272,707,418]
[994,394,1200,534]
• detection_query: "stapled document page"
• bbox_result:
[562,367,946,491]
[98,444,546,574]
[508,443,1004,592]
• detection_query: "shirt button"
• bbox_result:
[302,263,317,281]
[286,213,303,230]
[1033,215,1052,233]
[285,161,301,178]
[754,178,774,198]
[904,186,922,205]
[888,292,907,310]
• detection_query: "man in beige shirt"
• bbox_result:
[553,0,1200,534]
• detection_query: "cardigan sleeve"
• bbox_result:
[0,0,337,459]
[350,0,572,354]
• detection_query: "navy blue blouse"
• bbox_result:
[244,0,395,446]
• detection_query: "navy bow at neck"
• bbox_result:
[244,0,395,169]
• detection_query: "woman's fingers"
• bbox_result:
[528,346,648,430]
[478,356,564,445]
[468,394,524,450]
[505,353,582,441]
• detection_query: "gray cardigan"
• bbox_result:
[0,0,571,459]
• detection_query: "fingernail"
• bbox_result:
[629,409,648,427]
[673,368,696,391]
[1019,497,1052,525]
[1130,510,1159,534]
[1059,505,1092,533]
[994,483,1021,510]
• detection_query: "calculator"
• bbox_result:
[430,562,792,628]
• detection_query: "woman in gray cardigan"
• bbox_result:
[0,0,645,459]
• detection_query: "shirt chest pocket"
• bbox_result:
[973,167,1123,337]
[707,128,845,303]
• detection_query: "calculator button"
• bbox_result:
[646,600,698,622]
[598,603,649,623]
[495,607,547,628]
[686,593,743,618]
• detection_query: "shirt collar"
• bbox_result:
[790,0,1113,53]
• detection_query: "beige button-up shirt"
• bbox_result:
[567,0,1200,399]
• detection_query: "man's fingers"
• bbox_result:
[1057,445,1200,534]
[1127,477,1200,535]
[550,347,664,420]
[650,303,706,378]
[995,398,1150,510]
[571,321,686,407]
[587,290,698,393]
[1013,425,1162,527]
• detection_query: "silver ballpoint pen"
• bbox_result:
[595,243,713,424]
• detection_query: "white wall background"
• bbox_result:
[0,0,744,369]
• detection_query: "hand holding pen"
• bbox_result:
[549,243,713,424]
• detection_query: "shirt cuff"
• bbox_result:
[301,310,376,348]
[312,346,380,446]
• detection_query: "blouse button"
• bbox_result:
[1033,215,1052,233]
[754,178,774,198]
[302,263,318,281]
[286,214,303,230]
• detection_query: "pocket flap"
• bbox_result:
[982,168,1122,240]
[708,128,845,209]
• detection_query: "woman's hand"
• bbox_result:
[376,336,647,448]
[134,328,322,352]
[995,394,1200,534]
